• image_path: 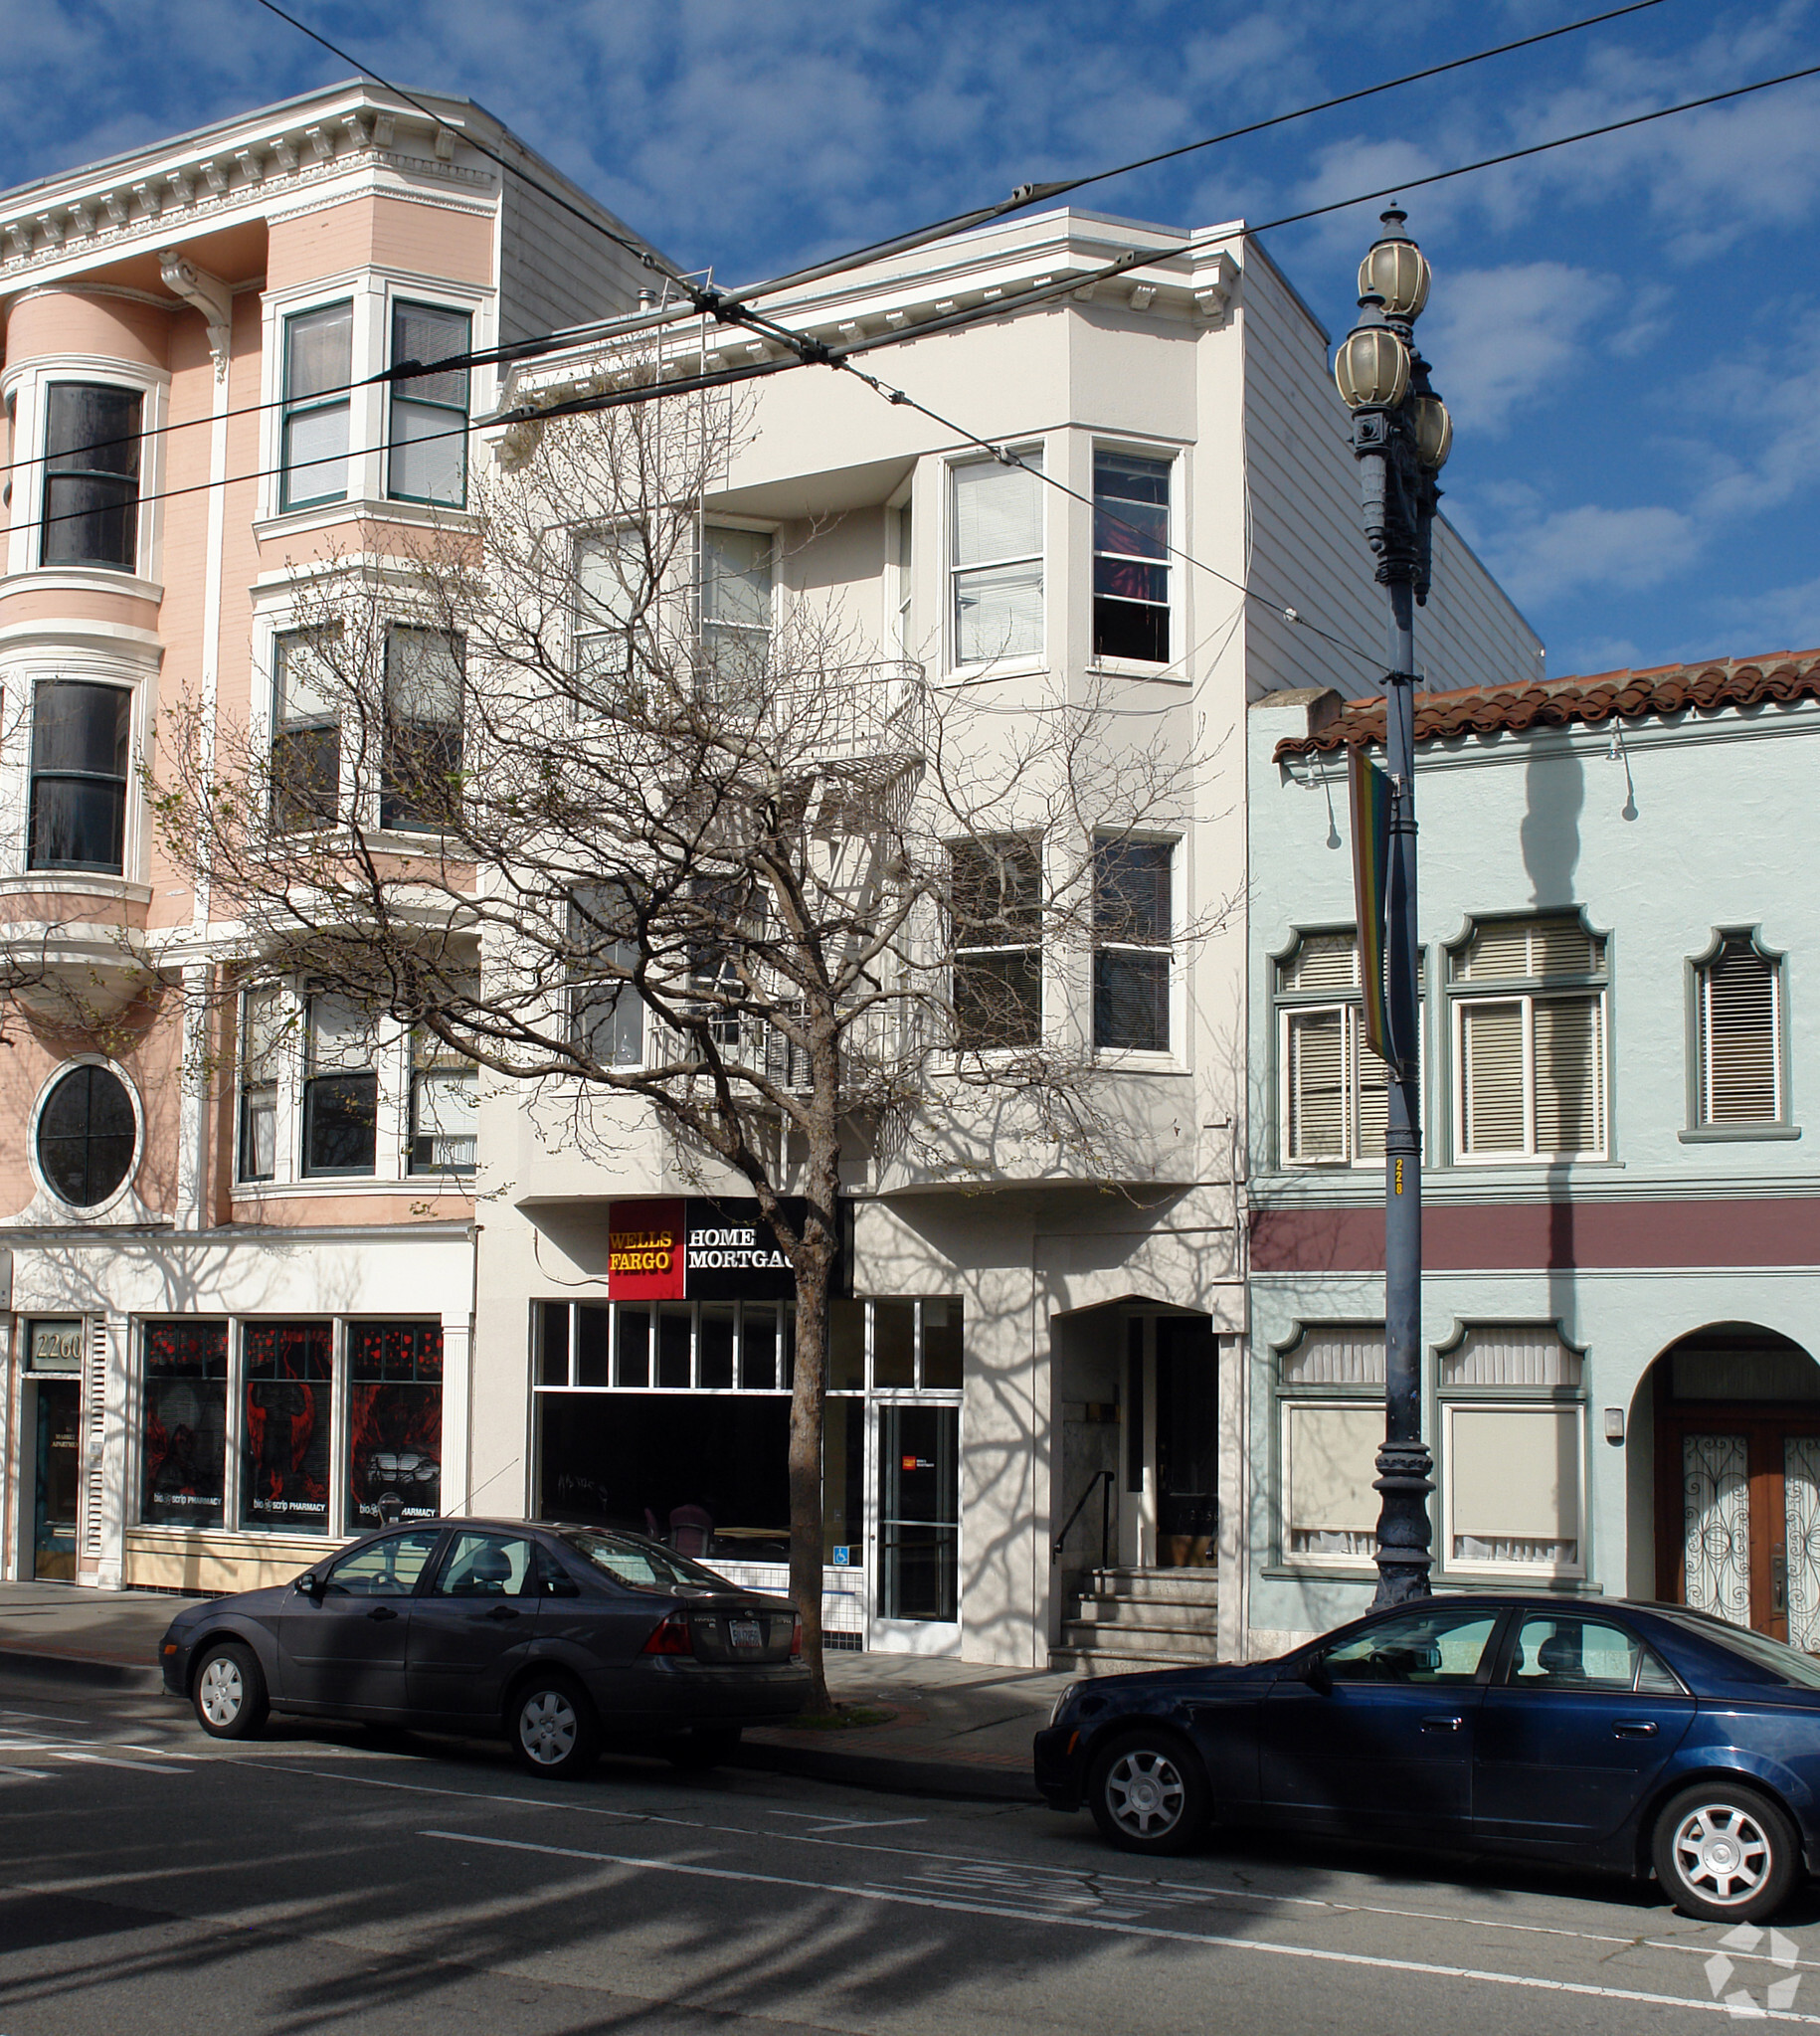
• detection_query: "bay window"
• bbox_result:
[279,300,353,510]
[570,881,643,1066]
[951,835,1041,1050]
[238,983,284,1184]
[381,626,463,832]
[409,1028,477,1175]
[951,453,1043,665]
[1092,835,1173,1052]
[1092,450,1170,662]
[28,680,130,873]
[387,301,470,507]
[272,629,341,833]
[574,527,648,694]
[42,383,141,570]
[700,526,772,704]
[302,990,378,1177]
[1452,915,1606,1161]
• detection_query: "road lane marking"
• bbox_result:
[767,1809,929,1834]
[215,1753,1816,1973]
[418,1828,1820,2023]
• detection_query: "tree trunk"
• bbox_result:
[788,1244,832,1713]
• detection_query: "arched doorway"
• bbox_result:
[1648,1324,1820,1647]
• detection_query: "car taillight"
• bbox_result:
[790,1614,803,1660]
[641,1612,693,1657]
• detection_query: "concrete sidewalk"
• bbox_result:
[0,1581,1063,1801]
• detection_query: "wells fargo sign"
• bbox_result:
[607,1197,836,1301]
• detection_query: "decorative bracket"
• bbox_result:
[160,252,233,381]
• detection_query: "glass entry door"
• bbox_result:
[1664,1417,1820,1647]
[32,1380,81,1582]
[871,1402,959,1643]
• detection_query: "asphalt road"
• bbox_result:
[1,1661,1818,2034]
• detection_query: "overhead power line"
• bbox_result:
[723,0,1669,307]
[20,0,1674,480]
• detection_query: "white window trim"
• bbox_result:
[946,445,1046,679]
[0,353,169,587]
[1091,833,1182,1064]
[256,270,492,536]
[1088,439,1181,676]
[21,1053,146,1222]
[947,833,1045,1058]
[1450,988,1607,1164]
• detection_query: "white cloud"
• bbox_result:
[1419,262,1616,433]
[1485,502,1701,607]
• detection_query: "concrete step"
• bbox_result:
[1077,1568,1219,1604]
[1069,1596,1217,1631]
[1049,1643,1221,1674]
[1060,1617,1217,1652]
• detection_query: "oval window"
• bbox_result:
[37,1064,136,1207]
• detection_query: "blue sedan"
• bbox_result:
[1034,1594,1820,1924]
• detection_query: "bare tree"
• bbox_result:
[149,360,1217,1707]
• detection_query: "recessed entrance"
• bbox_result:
[31,1378,81,1582]
[1651,1327,1820,1647]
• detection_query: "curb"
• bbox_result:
[733,1738,1041,1803]
[0,1646,163,1693]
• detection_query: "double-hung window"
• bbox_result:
[42,383,141,570]
[570,881,642,1066]
[279,301,352,510]
[1092,451,1170,662]
[574,527,649,697]
[28,681,130,873]
[1092,835,1173,1052]
[381,626,463,832]
[409,1029,477,1175]
[699,526,772,705]
[238,983,285,1183]
[1452,915,1607,1162]
[272,629,341,833]
[388,301,470,507]
[951,454,1043,666]
[1695,932,1783,1127]
[1440,1325,1585,1578]
[951,835,1041,1050]
[302,990,378,1177]
[1277,1324,1385,1566]
[1278,931,1418,1165]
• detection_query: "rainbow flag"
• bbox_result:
[1349,744,1391,1064]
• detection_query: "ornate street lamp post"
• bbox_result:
[1334,208,1453,1608]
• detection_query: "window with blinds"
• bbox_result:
[1450,915,1606,1162]
[1278,1322,1385,1565]
[1277,931,1418,1166]
[1697,933,1782,1126]
[952,454,1043,666]
[1439,1323,1585,1577]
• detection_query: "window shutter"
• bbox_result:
[1534,996,1601,1154]
[1281,1324,1385,1386]
[83,1319,107,1564]
[1461,1001,1524,1152]
[1287,1009,1346,1159]
[1442,1325,1582,1388]
[1355,1022,1389,1158]
[1280,932,1357,994]
[1457,914,1598,981]
[1703,937,1778,1123]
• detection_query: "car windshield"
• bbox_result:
[560,1529,732,1592]
[1661,1612,1820,1690]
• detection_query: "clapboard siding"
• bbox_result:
[495,134,665,344]
[1239,245,1542,701]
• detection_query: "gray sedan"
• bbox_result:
[158,1517,811,1777]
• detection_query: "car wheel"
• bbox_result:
[1087,1731,1210,1855]
[192,1641,269,1741]
[509,1675,599,1779]
[1653,1781,1798,1924]
[666,1726,742,1772]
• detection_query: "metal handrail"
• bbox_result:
[1052,1466,1116,1568]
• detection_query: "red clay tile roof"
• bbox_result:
[1271,649,1820,761]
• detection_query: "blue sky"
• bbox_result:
[2,0,1817,680]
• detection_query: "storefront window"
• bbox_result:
[242,1322,332,1534]
[877,1402,959,1621]
[141,1322,228,1528]
[347,1321,443,1530]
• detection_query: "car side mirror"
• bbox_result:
[294,1572,320,1598]
[1298,1654,1332,1695]
[544,1576,581,1598]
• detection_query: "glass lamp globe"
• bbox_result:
[1411,393,1453,469]
[1359,234,1431,322]
[1334,322,1410,411]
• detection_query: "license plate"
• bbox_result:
[730,1617,763,1649]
